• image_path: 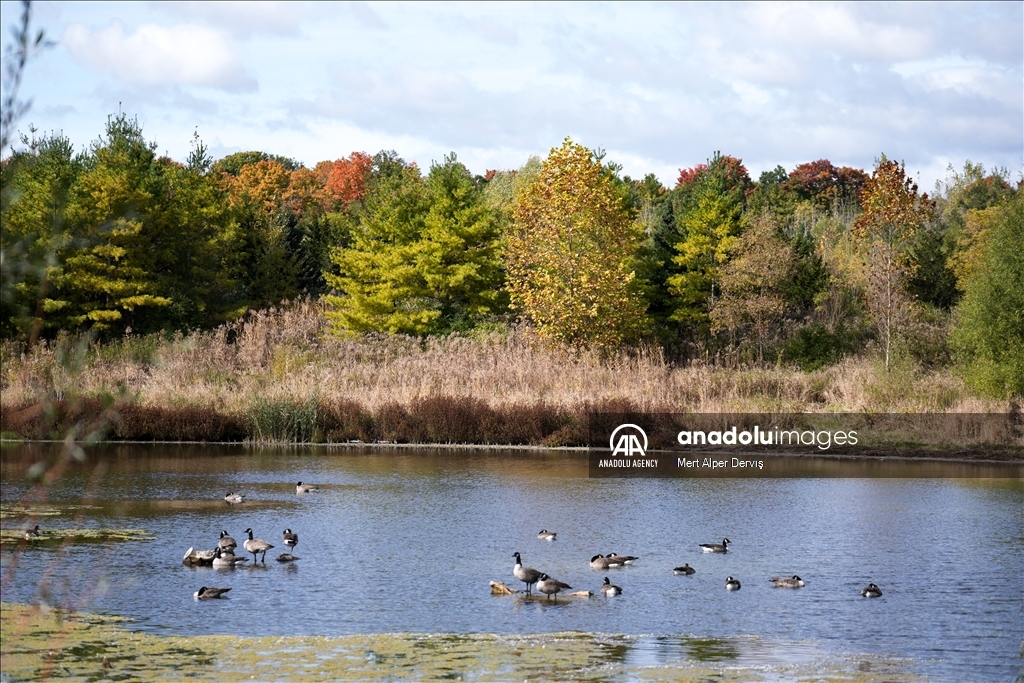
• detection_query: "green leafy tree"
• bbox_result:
[326,152,502,335]
[504,138,648,349]
[952,191,1024,397]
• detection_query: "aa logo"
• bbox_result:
[610,424,648,457]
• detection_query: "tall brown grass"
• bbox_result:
[0,300,1008,444]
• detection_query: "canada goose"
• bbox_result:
[212,547,249,568]
[700,539,730,553]
[590,554,622,570]
[218,530,237,551]
[536,573,572,600]
[512,552,542,594]
[725,576,741,591]
[606,553,638,564]
[243,528,274,563]
[193,586,231,599]
[224,492,244,504]
[24,524,40,541]
[282,528,298,551]
[537,530,557,541]
[861,583,883,598]
[296,482,318,494]
[770,575,805,588]
[276,553,300,562]
[673,564,696,575]
[600,577,622,596]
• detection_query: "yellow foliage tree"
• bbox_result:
[505,138,648,349]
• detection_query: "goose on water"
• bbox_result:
[700,539,730,553]
[194,586,231,599]
[296,482,318,494]
[282,529,298,552]
[218,530,237,551]
[243,528,274,563]
[537,530,557,541]
[24,524,40,541]
[725,576,741,591]
[600,577,622,596]
[673,564,696,575]
[861,583,883,598]
[212,547,249,568]
[606,553,638,564]
[770,575,805,588]
[590,554,622,570]
[224,492,244,504]
[536,573,572,600]
[513,552,542,594]
[276,553,300,562]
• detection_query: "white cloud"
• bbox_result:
[62,20,256,91]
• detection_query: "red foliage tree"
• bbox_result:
[327,152,373,206]
[788,159,867,205]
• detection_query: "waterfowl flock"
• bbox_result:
[505,533,882,602]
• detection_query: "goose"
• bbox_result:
[536,573,572,600]
[193,586,231,599]
[861,583,883,598]
[224,492,244,504]
[673,564,696,575]
[725,576,741,591]
[606,553,638,565]
[512,552,542,594]
[276,553,300,563]
[600,577,622,596]
[700,539,730,553]
[212,547,249,568]
[218,530,237,551]
[282,528,298,552]
[770,575,805,588]
[537,530,557,541]
[243,528,274,563]
[590,554,623,570]
[24,524,40,541]
[296,482,318,494]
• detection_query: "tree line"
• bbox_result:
[2,116,1021,395]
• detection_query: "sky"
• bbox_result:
[2,1,1021,190]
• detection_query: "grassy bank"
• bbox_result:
[0,602,920,682]
[0,301,1009,445]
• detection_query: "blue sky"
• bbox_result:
[3,1,1021,189]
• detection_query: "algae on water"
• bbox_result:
[0,603,922,683]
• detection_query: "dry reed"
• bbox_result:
[0,300,1008,444]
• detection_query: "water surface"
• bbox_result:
[1,443,1021,681]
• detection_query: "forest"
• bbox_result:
[1,113,1022,407]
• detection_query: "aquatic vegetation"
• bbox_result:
[0,602,923,682]
[0,528,154,547]
[0,503,99,519]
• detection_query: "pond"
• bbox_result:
[1,443,1021,681]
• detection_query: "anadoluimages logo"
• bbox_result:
[610,424,648,456]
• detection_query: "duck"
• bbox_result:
[276,553,300,563]
[218,530,237,551]
[212,547,249,568]
[224,492,244,504]
[600,577,622,596]
[536,573,572,600]
[24,524,40,541]
[770,575,805,588]
[673,564,696,575]
[700,539,730,553]
[282,529,298,552]
[861,583,883,598]
[296,482,318,494]
[193,586,231,599]
[512,552,542,594]
[606,553,638,565]
[725,576,741,591]
[590,554,623,570]
[537,530,557,541]
[243,528,274,563]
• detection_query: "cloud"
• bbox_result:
[152,1,304,38]
[62,20,256,91]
